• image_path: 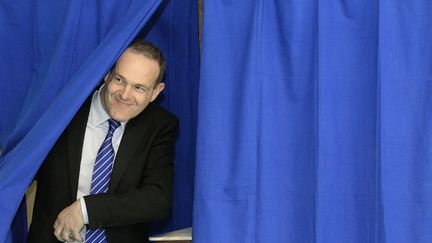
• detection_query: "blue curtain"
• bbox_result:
[194,0,432,242]
[0,0,197,242]
[141,0,199,232]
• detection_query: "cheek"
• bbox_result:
[136,96,151,109]
[107,86,119,96]
[106,80,121,93]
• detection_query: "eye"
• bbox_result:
[135,86,148,93]
[114,76,125,84]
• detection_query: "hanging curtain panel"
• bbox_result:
[194,0,432,242]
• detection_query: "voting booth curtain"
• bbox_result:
[193,0,432,243]
[2,0,432,243]
[0,0,198,242]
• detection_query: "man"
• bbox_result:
[28,39,179,243]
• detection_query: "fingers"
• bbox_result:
[54,221,71,242]
[53,219,64,241]
[54,229,70,242]
[53,200,85,242]
[62,231,74,242]
[71,230,84,242]
[54,227,82,242]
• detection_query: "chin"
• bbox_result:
[109,112,129,122]
[114,118,127,122]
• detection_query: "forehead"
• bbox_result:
[114,49,160,86]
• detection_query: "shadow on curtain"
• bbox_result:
[194,0,432,242]
[0,0,198,242]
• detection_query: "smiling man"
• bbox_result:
[28,39,179,243]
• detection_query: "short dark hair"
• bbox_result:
[127,39,166,84]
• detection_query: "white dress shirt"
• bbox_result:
[71,87,126,242]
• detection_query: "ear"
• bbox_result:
[104,71,112,83]
[150,83,165,102]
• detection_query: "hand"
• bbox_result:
[54,200,84,242]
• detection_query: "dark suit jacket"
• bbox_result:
[28,98,179,243]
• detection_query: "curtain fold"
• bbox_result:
[141,0,199,231]
[0,0,34,149]
[194,0,432,242]
[379,1,432,242]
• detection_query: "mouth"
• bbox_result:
[113,96,133,107]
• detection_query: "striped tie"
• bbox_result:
[85,118,121,243]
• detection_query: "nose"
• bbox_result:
[119,86,132,100]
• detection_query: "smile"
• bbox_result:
[113,97,133,107]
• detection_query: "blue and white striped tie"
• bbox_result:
[85,118,121,243]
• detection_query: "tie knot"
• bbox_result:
[108,118,121,134]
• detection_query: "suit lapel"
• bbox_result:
[109,106,151,192]
[67,98,91,200]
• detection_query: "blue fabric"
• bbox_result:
[194,0,432,242]
[0,0,34,148]
[0,0,198,242]
[141,0,199,231]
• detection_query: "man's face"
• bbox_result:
[101,48,165,122]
